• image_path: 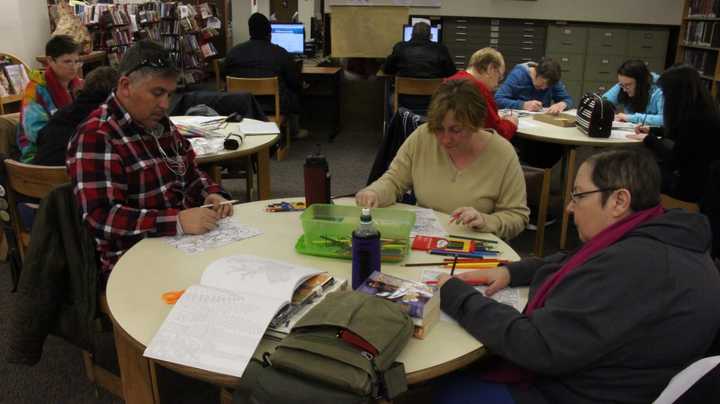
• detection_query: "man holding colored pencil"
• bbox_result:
[432,149,720,404]
[68,41,233,284]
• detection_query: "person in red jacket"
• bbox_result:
[446,47,518,140]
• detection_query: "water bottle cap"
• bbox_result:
[360,208,372,222]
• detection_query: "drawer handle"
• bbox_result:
[456,25,467,29]
[456,32,467,35]
[523,34,535,38]
[523,28,535,32]
[491,19,500,25]
[562,57,569,62]
[562,41,572,45]
[455,39,467,42]
[522,47,533,50]
[602,60,609,63]
[455,55,466,58]
[598,71,610,74]
[563,29,572,34]
[604,32,613,37]
[521,58,532,61]
[644,33,653,39]
[456,19,467,23]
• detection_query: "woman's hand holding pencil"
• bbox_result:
[433,267,511,296]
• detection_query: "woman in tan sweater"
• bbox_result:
[356,80,529,240]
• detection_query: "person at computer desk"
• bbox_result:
[383,22,456,115]
[223,13,305,138]
[435,148,720,404]
[602,59,664,126]
[494,58,572,114]
[356,80,529,240]
[446,47,518,140]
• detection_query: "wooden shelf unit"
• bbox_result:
[677,0,720,96]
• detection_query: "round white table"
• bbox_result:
[106,198,525,403]
[515,114,642,249]
[170,116,280,201]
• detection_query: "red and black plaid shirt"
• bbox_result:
[67,93,225,276]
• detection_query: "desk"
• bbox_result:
[301,64,343,142]
[515,116,641,249]
[106,198,525,403]
[35,51,108,78]
[170,117,279,201]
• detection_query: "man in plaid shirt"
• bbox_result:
[67,40,233,282]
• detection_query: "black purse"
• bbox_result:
[576,93,616,138]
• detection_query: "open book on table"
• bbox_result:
[143,254,334,377]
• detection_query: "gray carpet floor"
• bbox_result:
[0,76,581,403]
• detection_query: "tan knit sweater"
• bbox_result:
[364,124,529,240]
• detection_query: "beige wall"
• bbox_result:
[0,0,50,68]
[409,0,683,25]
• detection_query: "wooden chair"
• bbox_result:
[4,159,69,258]
[0,53,32,115]
[660,194,700,213]
[523,165,552,256]
[393,76,443,114]
[4,160,125,398]
[226,76,289,160]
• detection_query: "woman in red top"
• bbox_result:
[446,48,518,140]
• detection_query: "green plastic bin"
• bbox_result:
[296,204,416,262]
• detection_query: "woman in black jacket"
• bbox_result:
[34,66,118,166]
[629,64,720,203]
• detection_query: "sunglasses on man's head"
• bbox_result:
[123,57,172,76]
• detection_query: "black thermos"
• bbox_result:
[304,146,331,207]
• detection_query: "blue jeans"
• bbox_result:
[433,370,515,404]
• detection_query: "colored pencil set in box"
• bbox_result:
[412,235,499,254]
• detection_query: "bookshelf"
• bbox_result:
[46,1,232,86]
[677,0,720,96]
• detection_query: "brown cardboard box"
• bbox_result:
[533,112,576,127]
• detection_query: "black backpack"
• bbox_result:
[576,93,615,138]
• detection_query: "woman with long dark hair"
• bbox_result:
[628,64,720,203]
[603,60,664,126]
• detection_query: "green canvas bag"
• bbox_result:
[249,290,414,403]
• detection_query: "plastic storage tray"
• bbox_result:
[296,204,416,262]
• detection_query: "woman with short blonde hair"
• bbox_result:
[356,80,529,240]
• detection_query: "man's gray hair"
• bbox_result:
[586,148,661,211]
[118,40,178,80]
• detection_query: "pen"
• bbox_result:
[425,279,487,286]
[448,234,498,244]
[450,255,459,276]
[199,199,240,209]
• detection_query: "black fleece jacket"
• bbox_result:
[34,91,107,166]
[441,210,720,404]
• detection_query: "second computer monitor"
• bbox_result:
[271,23,305,54]
[403,25,440,43]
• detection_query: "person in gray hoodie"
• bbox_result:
[435,148,720,404]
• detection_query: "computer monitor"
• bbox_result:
[403,25,440,43]
[271,23,305,54]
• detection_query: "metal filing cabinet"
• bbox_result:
[547,25,588,54]
[587,27,628,56]
[584,27,626,97]
[626,28,669,73]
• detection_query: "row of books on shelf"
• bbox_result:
[688,0,720,17]
[684,48,718,76]
[685,21,720,48]
[0,63,29,98]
